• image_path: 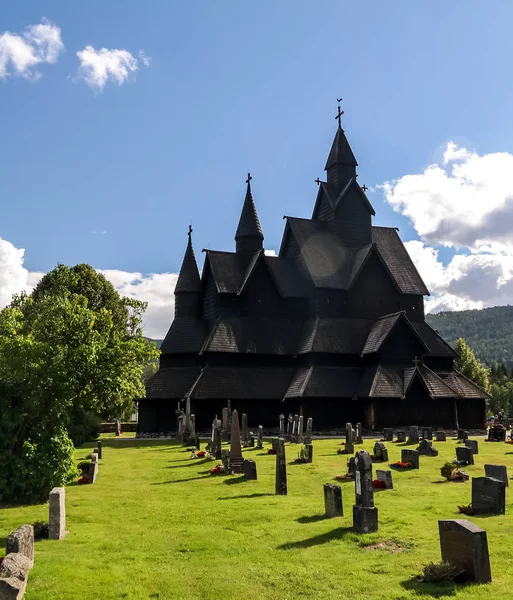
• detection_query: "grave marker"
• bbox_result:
[304,444,313,463]
[434,430,447,442]
[48,487,66,540]
[458,429,469,441]
[353,450,378,533]
[456,446,474,466]
[422,427,433,440]
[286,414,293,442]
[304,417,313,445]
[6,525,34,568]
[257,425,264,449]
[229,409,244,474]
[97,440,102,459]
[324,483,343,517]
[396,430,406,443]
[298,416,304,444]
[438,519,491,583]
[88,453,99,484]
[407,426,419,445]
[372,442,389,462]
[382,428,394,442]
[375,469,393,489]
[417,439,439,456]
[279,414,285,438]
[472,477,506,515]
[344,422,354,454]
[275,438,287,495]
[484,464,508,486]
[356,423,363,444]
[243,459,257,480]
[241,413,249,444]
[401,448,420,469]
[465,440,479,455]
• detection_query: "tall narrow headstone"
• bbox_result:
[287,414,293,442]
[275,438,287,495]
[438,519,491,583]
[279,413,285,438]
[353,450,378,533]
[305,444,313,463]
[227,400,232,430]
[190,414,196,439]
[292,414,299,443]
[298,415,304,444]
[48,487,66,540]
[221,407,230,442]
[241,413,249,444]
[257,425,264,449]
[345,422,354,454]
[356,423,363,444]
[324,483,343,517]
[97,440,102,460]
[304,417,313,445]
[115,418,121,436]
[229,409,244,473]
[88,453,99,483]
[212,418,222,459]
[407,426,419,445]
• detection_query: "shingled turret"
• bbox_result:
[235,174,264,254]
[325,102,358,189]
[174,226,201,317]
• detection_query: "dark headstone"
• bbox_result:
[275,438,287,495]
[279,414,285,438]
[243,459,257,480]
[229,409,244,474]
[248,436,255,448]
[439,519,491,583]
[48,487,66,540]
[347,456,356,478]
[407,426,419,445]
[221,407,230,442]
[221,450,230,472]
[484,464,508,487]
[344,422,354,454]
[401,448,420,469]
[372,442,388,462]
[241,413,249,444]
[292,414,299,443]
[97,440,102,459]
[355,423,363,444]
[396,430,406,443]
[434,430,447,442]
[472,477,506,515]
[465,439,479,455]
[458,429,469,441]
[422,427,433,441]
[382,428,394,442]
[324,483,343,517]
[286,414,293,442]
[353,450,378,533]
[304,444,313,463]
[488,426,506,442]
[417,439,439,457]
[456,446,474,466]
[375,469,393,489]
[195,437,200,451]
[256,425,263,449]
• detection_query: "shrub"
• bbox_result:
[440,462,455,480]
[421,561,463,583]
[68,409,101,447]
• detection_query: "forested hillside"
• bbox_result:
[427,305,513,368]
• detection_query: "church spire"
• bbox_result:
[324,99,358,188]
[235,173,264,253]
[175,226,202,294]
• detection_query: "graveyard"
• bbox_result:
[2,431,513,599]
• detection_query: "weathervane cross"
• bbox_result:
[246,172,252,185]
[413,356,422,368]
[315,178,321,185]
[188,224,193,237]
[335,98,344,127]
[362,184,368,192]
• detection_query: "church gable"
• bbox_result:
[312,184,335,222]
[379,319,427,363]
[238,257,284,316]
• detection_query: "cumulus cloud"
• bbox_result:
[0,18,64,80]
[76,46,150,91]
[0,238,43,306]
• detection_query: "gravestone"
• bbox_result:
[417,439,439,456]
[407,426,419,445]
[229,409,244,474]
[298,416,304,444]
[422,427,433,441]
[0,553,31,598]
[434,430,447,442]
[88,453,99,484]
[304,417,313,445]
[182,397,193,444]
[292,414,299,443]
[286,414,293,442]
[248,435,255,448]
[375,469,393,489]
[241,413,249,444]
[271,437,279,451]
[344,422,354,454]
[48,487,66,540]
[221,407,230,442]
[227,400,232,429]
[372,442,389,462]
[472,477,506,515]
[243,459,257,480]
[439,519,491,583]
[212,418,222,459]
[353,450,378,533]
[257,425,264,449]
[221,450,230,472]
[195,437,201,451]
[275,438,287,495]
[458,429,469,441]
[396,430,406,443]
[484,464,508,486]
[6,525,34,567]
[177,410,185,440]
[488,426,506,442]
[465,439,479,455]
[324,483,343,517]
[279,413,285,438]
[401,448,420,469]
[382,428,394,442]
[355,423,363,444]
[304,444,313,463]
[97,440,103,459]
[347,456,356,478]
[456,446,474,466]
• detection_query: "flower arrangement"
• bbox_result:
[334,474,353,481]
[391,461,411,469]
[210,465,225,475]
[505,439,513,444]
[267,449,277,455]
[372,479,386,489]
[457,503,474,515]
[78,475,89,484]
[196,451,206,457]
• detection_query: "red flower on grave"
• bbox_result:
[372,480,386,489]
[210,465,223,475]
[391,461,411,469]
[78,475,89,484]
[267,449,277,455]
[196,451,206,457]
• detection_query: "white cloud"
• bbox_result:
[0,238,43,306]
[264,249,277,257]
[0,18,64,81]
[384,143,513,253]
[76,46,149,91]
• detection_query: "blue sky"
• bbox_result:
[2,2,513,337]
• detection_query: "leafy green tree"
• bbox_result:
[454,338,490,393]
[0,265,159,503]
[489,381,513,417]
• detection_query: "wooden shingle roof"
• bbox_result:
[284,366,361,398]
[325,125,358,169]
[235,181,263,240]
[161,317,207,354]
[175,232,201,293]
[145,367,201,400]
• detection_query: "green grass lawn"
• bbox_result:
[2,435,513,600]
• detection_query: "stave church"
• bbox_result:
[139,109,488,433]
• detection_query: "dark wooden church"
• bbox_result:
[139,111,487,433]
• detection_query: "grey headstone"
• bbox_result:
[434,430,447,442]
[407,426,419,445]
[488,426,506,442]
[279,414,285,438]
[221,407,230,442]
[458,429,469,441]
[48,487,66,540]
[257,425,263,449]
[221,450,230,471]
[353,450,378,533]
[344,422,354,454]
[6,525,34,568]
[286,414,293,442]
[88,457,98,484]
[298,416,304,444]
[304,444,313,464]
[422,427,433,440]
[472,477,506,515]
[229,409,244,473]
[376,469,393,489]
[396,430,406,442]
[304,417,313,445]
[347,456,356,478]
[0,552,31,583]
[417,439,439,456]
[382,428,394,442]
[324,483,343,517]
[243,459,257,480]
[97,440,102,459]
[484,464,508,486]
[292,414,299,443]
[355,423,363,444]
[439,519,491,583]
[456,446,474,466]
[275,438,287,495]
[465,439,479,455]
[401,448,420,469]
[0,575,25,599]
[372,442,388,462]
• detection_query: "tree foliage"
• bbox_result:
[454,338,490,393]
[0,264,159,503]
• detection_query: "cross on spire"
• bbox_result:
[246,172,252,185]
[188,224,193,238]
[335,98,344,128]
[362,184,368,192]
[315,178,321,185]
[413,356,422,368]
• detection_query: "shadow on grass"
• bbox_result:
[151,475,210,485]
[224,476,247,485]
[0,537,6,548]
[166,459,209,469]
[217,493,274,501]
[84,439,176,450]
[296,514,329,524]
[242,447,260,452]
[401,578,458,597]
[277,526,353,550]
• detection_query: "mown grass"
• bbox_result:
[2,435,513,599]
